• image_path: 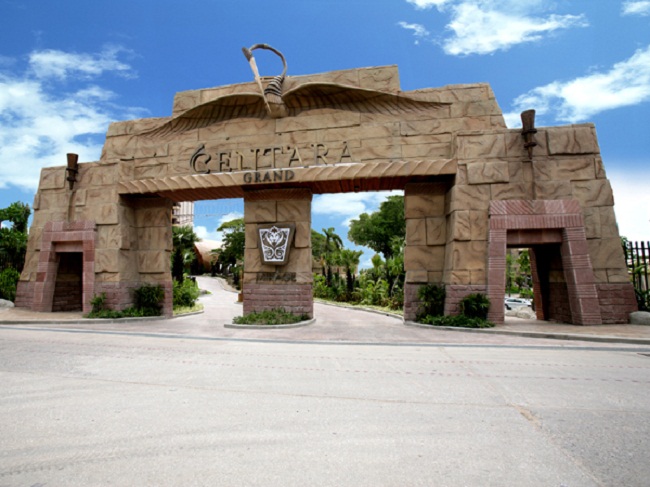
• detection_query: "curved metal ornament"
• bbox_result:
[242,43,288,118]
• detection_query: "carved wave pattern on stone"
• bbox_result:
[259,226,291,263]
[143,83,450,138]
[117,159,457,200]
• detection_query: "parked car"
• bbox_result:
[504,297,532,310]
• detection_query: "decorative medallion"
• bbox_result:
[258,224,295,266]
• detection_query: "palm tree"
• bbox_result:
[323,227,343,254]
[339,249,363,296]
[171,225,200,281]
[322,227,343,286]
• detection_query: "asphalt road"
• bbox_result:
[1,323,649,486]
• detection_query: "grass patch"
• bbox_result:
[418,314,495,328]
[314,298,403,316]
[173,303,204,316]
[85,307,160,319]
[233,308,310,325]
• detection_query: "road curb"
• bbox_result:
[224,318,316,329]
[0,309,205,326]
[403,320,650,345]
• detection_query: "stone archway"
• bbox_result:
[18,221,96,314]
[486,199,635,325]
[15,63,637,324]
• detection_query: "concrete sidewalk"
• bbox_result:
[2,275,650,346]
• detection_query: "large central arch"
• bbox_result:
[16,65,636,324]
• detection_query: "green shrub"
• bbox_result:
[85,306,153,319]
[86,309,126,319]
[459,293,491,319]
[173,303,204,315]
[636,289,650,312]
[519,288,534,299]
[90,293,107,313]
[133,283,164,316]
[171,248,185,282]
[233,308,310,325]
[85,284,164,318]
[0,267,21,302]
[173,279,200,308]
[418,314,494,328]
[417,283,445,320]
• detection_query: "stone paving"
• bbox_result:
[2,276,649,347]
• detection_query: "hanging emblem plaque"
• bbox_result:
[258,224,295,266]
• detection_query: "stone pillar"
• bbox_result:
[403,182,448,321]
[242,188,313,318]
[93,196,174,317]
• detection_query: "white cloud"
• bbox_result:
[313,191,403,227]
[443,2,587,56]
[194,212,243,244]
[28,46,135,80]
[502,111,523,129]
[217,211,244,227]
[194,225,223,244]
[507,44,650,123]
[622,1,650,16]
[405,0,451,10]
[0,47,142,190]
[609,170,650,241]
[402,0,587,56]
[397,22,431,44]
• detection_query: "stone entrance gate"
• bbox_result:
[16,64,637,324]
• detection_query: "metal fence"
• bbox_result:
[623,240,650,310]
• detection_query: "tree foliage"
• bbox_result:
[311,230,326,261]
[215,218,245,270]
[0,201,31,274]
[171,225,200,281]
[338,248,363,295]
[311,196,407,310]
[347,195,405,259]
[0,202,30,233]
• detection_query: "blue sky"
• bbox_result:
[1,0,649,267]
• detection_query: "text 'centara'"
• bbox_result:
[189,141,353,174]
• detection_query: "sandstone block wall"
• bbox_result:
[104,66,506,202]
[403,182,449,321]
[18,64,635,324]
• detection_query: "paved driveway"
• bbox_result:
[1,322,649,486]
[5,276,648,348]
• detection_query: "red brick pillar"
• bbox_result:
[486,228,507,323]
[560,227,602,325]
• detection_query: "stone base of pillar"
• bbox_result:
[403,282,421,321]
[15,281,35,309]
[445,285,489,316]
[94,280,174,317]
[596,283,638,324]
[404,283,490,321]
[243,282,313,318]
